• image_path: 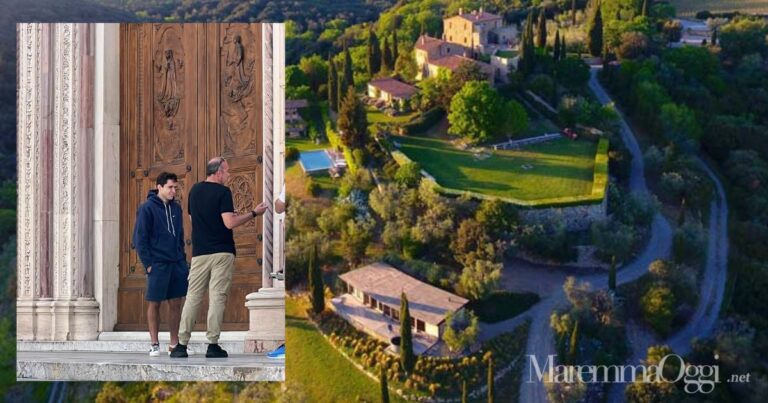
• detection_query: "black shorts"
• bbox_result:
[145,260,188,301]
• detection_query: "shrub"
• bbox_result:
[402,107,445,135]
[642,284,675,336]
[286,146,300,161]
[306,178,320,196]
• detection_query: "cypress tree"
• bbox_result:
[609,255,617,292]
[557,333,568,363]
[678,197,687,226]
[368,29,381,76]
[400,292,415,374]
[711,29,718,46]
[642,0,649,17]
[561,37,567,59]
[519,11,536,76]
[309,244,324,314]
[328,55,338,112]
[487,353,494,403]
[569,320,580,364]
[343,42,354,95]
[337,87,368,150]
[571,0,577,25]
[380,365,390,403]
[382,36,393,72]
[392,28,399,66]
[553,30,561,61]
[587,1,603,57]
[536,9,547,48]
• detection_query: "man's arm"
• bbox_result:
[221,201,269,229]
[132,206,154,272]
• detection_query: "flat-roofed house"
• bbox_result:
[338,262,468,339]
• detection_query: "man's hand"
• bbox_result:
[252,201,269,216]
[274,199,286,214]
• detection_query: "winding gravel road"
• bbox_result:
[515,67,728,403]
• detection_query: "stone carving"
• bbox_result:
[221,27,258,155]
[152,25,184,163]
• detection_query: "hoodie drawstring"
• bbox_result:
[164,203,176,237]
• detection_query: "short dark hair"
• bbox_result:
[156,172,178,187]
[206,157,226,176]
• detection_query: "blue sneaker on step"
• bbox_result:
[267,344,285,359]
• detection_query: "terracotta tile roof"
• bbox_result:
[414,34,445,52]
[368,78,418,99]
[455,10,502,23]
[339,262,469,325]
[428,55,483,71]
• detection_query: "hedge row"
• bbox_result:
[325,123,359,174]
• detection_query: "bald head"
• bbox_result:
[206,157,226,176]
[205,157,230,184]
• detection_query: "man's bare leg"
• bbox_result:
[147,301,161,345]
[168,297,183,346]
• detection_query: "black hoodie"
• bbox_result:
[132,189,185,271]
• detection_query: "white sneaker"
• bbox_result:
[169,344,194,356]
[149,344,160,356]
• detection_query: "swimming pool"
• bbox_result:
[298,150,333,173]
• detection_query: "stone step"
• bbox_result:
[17,351,284,381]
[17,332,247,354]
[17,340,244,354]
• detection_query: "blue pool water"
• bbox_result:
[299,150,333,173]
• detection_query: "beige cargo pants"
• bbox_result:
[178,252,235,345]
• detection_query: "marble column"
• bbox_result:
[245,23,285,353]
[17,23,100,341]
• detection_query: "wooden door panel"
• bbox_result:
[119,23,264,331]
[216,24,263,328]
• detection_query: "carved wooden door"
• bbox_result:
[118,23,263,331]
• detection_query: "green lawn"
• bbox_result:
[671,0,768,16]
[394,135,598,201]
[286,297,402,403]
[287,136,328,152]
[496,50,518,59]
[366,106,418,131]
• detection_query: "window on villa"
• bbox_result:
[417,320,425,333]
[370,297,377,309]
[383,305,391,317]
[392,310,399,321]
[364,294,369,305]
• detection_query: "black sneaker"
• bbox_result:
[206,343,228,358]
[169,343,188,358]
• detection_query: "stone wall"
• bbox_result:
[519,196,607,231]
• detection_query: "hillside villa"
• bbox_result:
[414,8,519,82]
[367,77,418,111]
[333,262,468,355]
[286,99,308,138]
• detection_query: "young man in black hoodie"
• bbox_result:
[132,172,189,357]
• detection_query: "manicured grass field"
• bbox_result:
[394,135,598,201]
[286,136,327,152]
[286,297,401,402]
[671,0,768,16]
